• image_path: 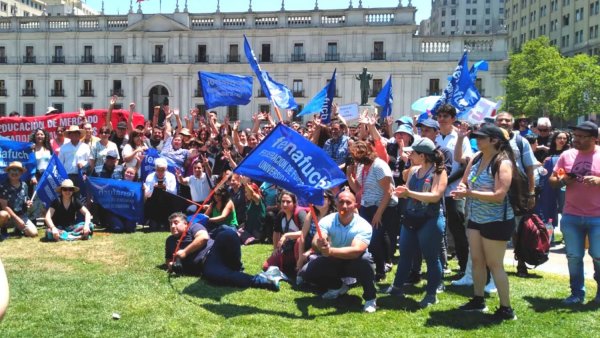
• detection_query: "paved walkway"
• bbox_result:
[504,243,594,279]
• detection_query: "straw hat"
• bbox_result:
[179,128,192,137]
[65,125,82,134]
[55,179,80,193]
[5,161,25,174]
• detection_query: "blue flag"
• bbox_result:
[85,176,144,222]
[430,51,481,115]
[374,75,393,118]
[297,69,336,123]
[243,35,297,110]
[234,123,346,205]
[34,155,68,208]
[140,148,178,181]
[199,71,253,109]
[0,139,36,182]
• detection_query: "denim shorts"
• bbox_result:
[467,219,516,241]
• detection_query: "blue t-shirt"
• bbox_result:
[319,213,372,247]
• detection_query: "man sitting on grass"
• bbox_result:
[298,190,377,313]
[0,161,38,238]
[165,212,283,291]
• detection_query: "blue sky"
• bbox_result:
[85,0,432,23]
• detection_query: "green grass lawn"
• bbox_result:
[0,230,598,337]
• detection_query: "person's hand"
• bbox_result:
[399,139,409,163]
[451,184,469,199]
[30,176,38,186]
[277,235,286,249]
[173,109,180,117]
[457,122,471,138]
[222,148,231,160]
[82,226,91,238]
[394,185,409,198]
[110,95,118,106]
[129,102,136,110]
[583,176,600,186]
[26,199,33,209]
[371,211,382,229]
[175,249,187,259]
[51,228,60,241]
[251,113,259,123]
[232,120,240,131]
[385,116,393,126]
[183,115,189,123]
[316,237,330,257]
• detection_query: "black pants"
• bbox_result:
[360,205,398,275]
[301,252,376,301]
[444,197,469,272]
[202,228,255,287]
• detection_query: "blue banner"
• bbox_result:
[243,35,298,110]
[374,75,393,118]
[85,176,144,222]
[0,139,36,182]
[431,51,481,115]
[297,69,337,123]
[234,123,346,205]
[199,71,253,109]
[140,148,177,181]
[34,155,68,208]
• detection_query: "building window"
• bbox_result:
[112,80,123,97]
[82,46,94,63]
[371,79,382,97]
[81,80,94,97]
[0,103,5,117]
[590,25,599,39]
[227,106,239,121]
[591,1,600,15]
[258,104,270,114]
[0,46,5,64]
[196,45,207,63]
[563,14,569,26]
[292,80,304,97]
[153,45,165,63]
[486,8,490,15]
[24,46,35,63]
[0,80,6,97]
[112,45,124,63]
[51,80,64,97]
[372,41,384,60]
[53,46,64,63]
[561,34,570,47]
[52,103,63,114]
[0,2,7,12]
[228,44,239,63]
[195,104,206,118]
[428,79,440,96]
[195,81,203,97]
[260,44,272,62]
[326,42,339,61]
[472,19,477,26]
[451,8,456,15]
[441,9,446,16]
[292,43,305,62]
[23,103,34,117]
[451,20,456,27]
[22,80,35,96]
[82,103,93,110]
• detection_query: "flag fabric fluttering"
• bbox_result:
[34,155,68,208]
[243,35,298,110]
[233,123,346,205]
[297,69,337,124]
[374,75,393,118]
[199,71,253,109]
[430,51,481,115]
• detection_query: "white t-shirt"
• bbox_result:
[189,173,212,202]
[58,141,91,174]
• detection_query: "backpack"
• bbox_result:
[472,152,530,217]
[514,213,550,267]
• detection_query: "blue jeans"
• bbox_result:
[393,213,445,295]
[202,228,254,288]
[561,214,600,298]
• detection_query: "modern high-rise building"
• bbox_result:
[0,0,46,17]
[429,0,507,35]
[505,0,600,56]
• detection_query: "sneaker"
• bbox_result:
[562,294,585,305]
[403,272,421,286]
[459,297,488,312]
[384,262,393,273]
[436,283,446,294]
[341,277,357,286]
[384,285,405,297]
[322,284,350,300]
[451,275,473,286]
[485,281,497,294]
[419,294,438,308]
[375,272,386,282]
[253,273,280,292]
[363,299,377,313]
[264,266,289,284]
[516,270,529,278]
[492,306,517,321]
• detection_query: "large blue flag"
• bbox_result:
[234,123,346,205]
[430,51,481,115]
[0,139,36,182]
[85,176,144,222]
[199,71,253,109]
[243,35,298,110]
[140,148,178,181]
[34,155,68,208]
[297,69,337,123]
[374,75,393,118]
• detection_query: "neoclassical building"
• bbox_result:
[0,5,508,124]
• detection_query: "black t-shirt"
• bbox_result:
[164,223,214,267]
[50,197,83,227]
[109,132,126,158]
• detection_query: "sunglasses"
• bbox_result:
[62,188,75,192]
[100,131,111,135]
[7,169,21,174]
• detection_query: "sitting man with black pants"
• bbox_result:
[299,190,377,313]
[165,212,282,291]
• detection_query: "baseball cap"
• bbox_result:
[417,118,440,131]
[394,124,414,137]
[106,149,119,159]
[117,121,127,129]
[569,121,599,137]
[472,125,509,141]
[405,138,436,154]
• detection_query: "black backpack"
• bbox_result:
[472,152,530,216]
[514,213,550,267]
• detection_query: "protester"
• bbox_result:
[298,190,377,313]
[50,126,67,154]
[58,125,91,186]
[228,174,247,226]
[144,157,177,230]
[321,119,350,169]
[164,212,282,291]
[238,181,265,245]
[121,130,147,171]
[204,185,238,232]
[452,125,518,321]
[387,138,448,308]
[549,121,600,305]
[0,162,38,238]
[44,179,93,241]
[91,126,120,172]
[176,158,213,214]
[347,140,397,281]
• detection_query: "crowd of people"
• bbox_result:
[1,96,599,319]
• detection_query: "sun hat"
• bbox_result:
[55,179,80,193]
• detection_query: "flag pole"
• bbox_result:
[270,99,284,123]
[169,172,232,268]
[309,204,323,239]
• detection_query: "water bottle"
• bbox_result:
[545,218,554,244]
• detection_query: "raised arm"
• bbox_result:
[106,95,118,130]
